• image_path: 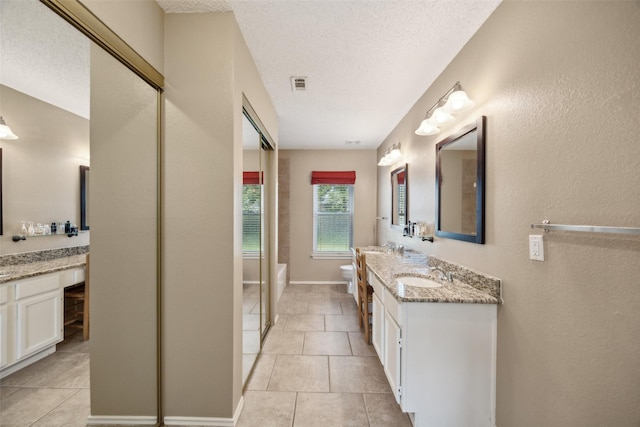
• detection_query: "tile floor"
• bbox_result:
[238,283,411,427]
[0,331,90,426]
[0,283,410,427]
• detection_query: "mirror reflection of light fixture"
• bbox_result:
[415,82,474,136]
[378,142,402,167]
[0,116,19,140]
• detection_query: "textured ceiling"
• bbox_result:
[0,0,90,119]
[0,0,501,150]
[158,0,501,149]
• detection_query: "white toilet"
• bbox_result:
[340,264,355,294]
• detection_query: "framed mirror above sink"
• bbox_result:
[435,116,485,244]
[391,164,408,229]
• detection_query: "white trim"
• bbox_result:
[311,252,352,260]
[289,281,346,285]
[164,396,244,427]
[87,415,157,425]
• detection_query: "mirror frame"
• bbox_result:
[435,116,485,244]
[0,148,3,235]
[80,165,89,230]
[390,164,408,229]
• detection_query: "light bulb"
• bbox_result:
[0,117,18,139]
[0,123,18,140]
[415,119,440,136]
[427,107,455,126]
[443,90,474,113]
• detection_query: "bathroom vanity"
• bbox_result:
[0,252,87,378]
[363,250,500,427]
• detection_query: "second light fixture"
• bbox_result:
[415,82,474,136]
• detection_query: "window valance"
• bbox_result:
[310,171,356,185]
[243,171,263,185]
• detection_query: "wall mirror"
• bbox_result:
[241,103,274,387]
[0,148,3,235]
[436,116,485,244]
[391,164,408,228]
[80,165,89,230]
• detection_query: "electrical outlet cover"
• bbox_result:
[529,235,544,261]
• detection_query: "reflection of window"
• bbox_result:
[243,172,262,252]
[313,184,354,253]
[397,183,406,223]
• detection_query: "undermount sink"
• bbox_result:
[395,276,442,289]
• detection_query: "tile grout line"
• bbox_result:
[291,391,299,427]
[27,388,82,427]
[361,392,373,427]
[327,355,332,393]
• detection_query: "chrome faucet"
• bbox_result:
[429,266,453,282]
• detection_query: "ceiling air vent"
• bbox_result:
[291,76,307,92]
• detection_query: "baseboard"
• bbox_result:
[0,345,56,379]
[86,415,157,425]
[164,396,244,426]
[289,281,347,285]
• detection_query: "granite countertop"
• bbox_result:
[362,250,499,304]
[0,254,87,283]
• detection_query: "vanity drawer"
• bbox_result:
[384,288,402,326]
[369,272,384,296]
[60,268,85,288]
[14,273,60,300]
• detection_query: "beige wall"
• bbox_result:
[377,2,640,425]
[80,0,165,74]
[164,11,277,420]
[0,85,90,254]
[89,43,159,418]
[279,149,377,282]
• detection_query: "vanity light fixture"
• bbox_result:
[415,81,474,136]
[378,143,402,166]
[0,116,19,140]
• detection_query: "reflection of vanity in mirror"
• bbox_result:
[436,116,485,244]
[391,164,408,228]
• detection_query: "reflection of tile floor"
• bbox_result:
[239,283,411,427]
[0,331,90,426]
[244,283,264,385]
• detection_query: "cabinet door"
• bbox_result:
[372,292,385,363]
[0,304,8,368]
[16,289,62,359]
[384,309,402,404]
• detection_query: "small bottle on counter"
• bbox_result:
[51,222,57,234]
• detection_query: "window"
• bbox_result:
[313,184,354,255]
[243,172,262,253]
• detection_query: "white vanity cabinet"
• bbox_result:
[14,273,63,359]
[383,303,402,402]
[0,284,9,368]
[0,265,86,379]
[368,270,497,427]
[370,273,385,362]
[371,293,384,360]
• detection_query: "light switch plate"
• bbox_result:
[529,235,544,261]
